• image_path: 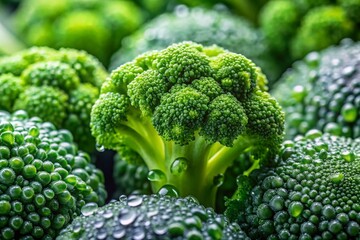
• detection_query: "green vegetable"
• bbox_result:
[260,0,359,61]
[13,0,143,66]
[110,6,281,84]
[226,130,360,239]
[0,47,107,152]
[91,42,285,207]
[58,194,250,239]
[272,39,360,139]
[0,110,107,239]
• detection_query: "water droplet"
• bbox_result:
[153,222,167,235]
[128,195,143,207]
[330,173,344,184]
[81,202,98,216]
[119,209,137,226]
[133,227,146,240]
[341,150,355,162]
[292,85,307,102]
[157,184,179,197]
[170,157,188,176]
[147,169,166,182]
[95,143,105,152]
[213,174,224,187]
[289,201,303,218]
[96,230,107,240]
[94,219,104,229]
[342,66,355,76]
[305,129,322,140]
[113,227,126,239]
[103,210,114,219]
[341,103,357,122]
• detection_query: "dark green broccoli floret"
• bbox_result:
[91,42,285,207]
[58,194,250,240]
[272,39,360,139]
[259,0,358,62]
[13,0,143,65]
[0,47,107,152]
[0,110,107,239]
[226,130,360,239]
[110,6,281,83]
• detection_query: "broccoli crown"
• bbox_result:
[58,194,250,240]
[13,0,143,65]
[225,130,360,239]
[0,110,107,239]
[0,47,106,152]
[272,39,360,139]
[110,6,281,83]
[260,0,358,61]
[91,41,284,207]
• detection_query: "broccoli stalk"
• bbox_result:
[91,42,285,207]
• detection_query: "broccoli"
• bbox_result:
[226,130,360,239]
[260,0,358,62]
[58,194,250,240]
[0,110,107,239]
[272,39,360,139]
[13,0,143,66]
[91,42,285,207]
[0,47,107,152]
[110,6,282,84]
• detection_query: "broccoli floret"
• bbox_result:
[291,6,354,59]
[110,6,281,84]
[0,110,107,239]
[58,194,250,240]
[91,42,285,207]
[272,39,360,139]
[260,0,358,62]
[0,47,107,152]
[226,130,360,239]
[13,0,143,66]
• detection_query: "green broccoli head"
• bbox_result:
[260,0,358,62]
[58,194,250,240]
[0,47,107,152]
[91,42,285,207]
[291,6,354,59]
[0,110,107,239]
[13,0,143,66]
[272,39,360,139]
[226,130,360,239]
[110,6,281,84]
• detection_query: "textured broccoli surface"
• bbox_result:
[0,110,106,239]
[58,194,249,240]
[226,130,360,239]
[13,0,143,65]
[260,0,359,62]
[110,6,281,84]
[91,42,284,207]
[272,39,360,139]
[0,47,107,152]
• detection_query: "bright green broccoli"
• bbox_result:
[91,42,285,207]
[110,6,281,84]
[13,0,143,66]
[260,0,359,62]
[226,130,360,239]
[0,47,107,152]
[272,39,360,139]
[0,110,107,239]
[58,194,250,240]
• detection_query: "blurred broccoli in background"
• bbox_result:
[111,6,282,84]
[13,0,143,66]
[272,39,360,139]
[260,0,360,66]
[0,47,107,152]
